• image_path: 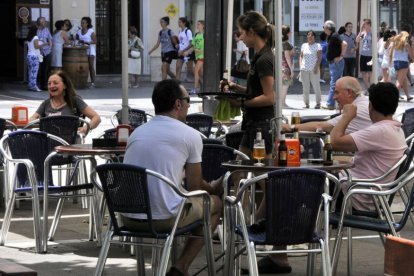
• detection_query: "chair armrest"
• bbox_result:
[110,113,118,127]
[350,155,407,184]
[24,119,40,130]
[78,117,91,136]
[5,120,17,131]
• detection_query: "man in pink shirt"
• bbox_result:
[331,82,407,211]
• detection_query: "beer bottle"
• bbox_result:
[220,69,230,92]
[278,132,287,166]
[323,133,333,165]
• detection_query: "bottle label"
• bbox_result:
[279,151,287,161]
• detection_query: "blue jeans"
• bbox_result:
[326,59,345,107]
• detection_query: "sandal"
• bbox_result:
[408,96,413,102]
[241,256,292,274]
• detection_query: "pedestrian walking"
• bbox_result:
[191,20,205,94]
[319,32,328,83]
[128,26,144,88]
[356,19,373,89]
[299,30,322,109]
[148,16,178,80]
[380,29,396,83]
[390,31,414,101]
[341,22,357,77]
[176,17,195,82]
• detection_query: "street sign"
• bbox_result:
[165,3,178,18]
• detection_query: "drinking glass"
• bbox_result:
[291,112,301,125]
[252,139,266,166]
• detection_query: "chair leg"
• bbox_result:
[134,238,145,275]
[151,240,161,276]
[0,192,16,246]
[31,189,42,253]
[347,227,352,276]
[331,224,345,276]
[247,241,258,276]
[94,229,113,276]
[48,197,65,241]
[203,219,216,276]
[158,235,174,275]
[306,243,315,276]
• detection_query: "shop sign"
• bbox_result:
[299,0,324,31]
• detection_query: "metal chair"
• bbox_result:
[224,168,335,276]
[401,107,414,138]
[202,144,249,183]
[0,119,17,206]
[94,163,216,276]
[26,116,93,240]
[224,130,245,150]
[111,108,152,131]
[0,130,94,253]
[186,113,214,138]
[330,165,414,275]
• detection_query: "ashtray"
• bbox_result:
[92,138,118,148]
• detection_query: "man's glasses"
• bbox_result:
[179,97,191,103]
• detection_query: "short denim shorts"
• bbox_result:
[394,60,409,71]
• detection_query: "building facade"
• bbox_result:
[0,0,410,83]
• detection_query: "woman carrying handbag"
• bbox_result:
[128,26,144,88]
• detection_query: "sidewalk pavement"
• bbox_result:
[1,78,414,275]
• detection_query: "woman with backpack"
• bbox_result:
[176,17,195,81]
[148,16,178,80]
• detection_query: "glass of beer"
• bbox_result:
[291,112,301,125]
[253,138,266,166]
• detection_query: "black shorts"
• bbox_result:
[240,119,273,155]
[360,55,372,72]
[178,52,196,61]
[161,51,177,64]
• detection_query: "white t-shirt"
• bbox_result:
[27,36,41,57]
[123,115,203,219]
[178,28,193,51]
[327,95,372,134]
[300,42,322,71]
[235,40,250,64]
[77,28,96,56]
[347,120,407,211]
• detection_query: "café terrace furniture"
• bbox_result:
[0,130,94,253]
[111,108,152,131]
[400,107,414,138]
[186,113,214,138]
[94,163,217,276]
[224,168,339,276]
[224,130,245,150]
[54,143,127,246]
[0,118,17,206]
[330,165,414,276]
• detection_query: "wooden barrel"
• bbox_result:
[62,46,89,89]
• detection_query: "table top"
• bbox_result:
[55,144,126,155]
[222,159,353,172]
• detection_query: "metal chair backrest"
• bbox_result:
[4,131,60,187]
[96,163,169,237]
[225,130,245,150]
[186,113,213,138]
[39,115,80,145]
[116,108,148,130]
[0,118,6,138]
[103,128,117,139]
[202,144,248,182]
[401,107,414,138]
[265,168,326,245]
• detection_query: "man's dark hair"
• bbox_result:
[152,79,183,114]
[161,16,170,25]
[368,82,399,116]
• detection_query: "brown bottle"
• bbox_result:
[323,133,333,165]
[220,69,230,92]
[278,132,287,166]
